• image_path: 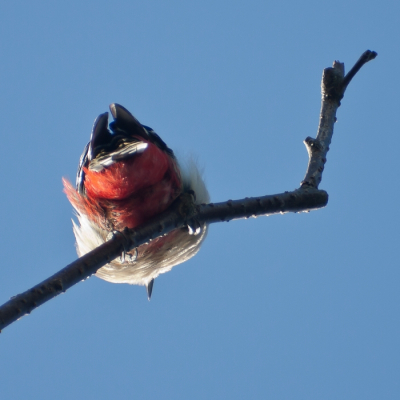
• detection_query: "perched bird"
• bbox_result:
[63,104,209,299]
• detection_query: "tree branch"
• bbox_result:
[301,50,377,189]
[0,50,377,332]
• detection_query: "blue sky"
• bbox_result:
[0,1,399,399]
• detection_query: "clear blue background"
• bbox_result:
[0,1,398,399]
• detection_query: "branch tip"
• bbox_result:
[332,61,345,76]
[342,50,377,89]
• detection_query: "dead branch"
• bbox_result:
[0,50,377,332]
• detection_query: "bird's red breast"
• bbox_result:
[83,141,181,230]
[64,153,181,232]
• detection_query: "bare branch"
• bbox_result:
[0,50,377,332]
[301,50,377,189]
[0,192,199,331]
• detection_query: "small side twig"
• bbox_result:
[342,50,377,90]
[0,50,377,332]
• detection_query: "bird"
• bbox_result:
[63,103,209,300]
